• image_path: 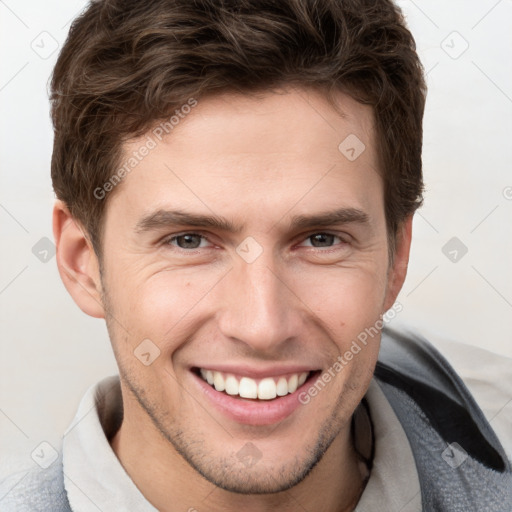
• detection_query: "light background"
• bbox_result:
[1,0,511,476]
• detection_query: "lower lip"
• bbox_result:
[192,371,316,426]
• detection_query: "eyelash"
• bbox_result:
[161,231,350,253]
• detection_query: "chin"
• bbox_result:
[190,456,313,495]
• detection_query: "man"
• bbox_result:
[1,0,511,510]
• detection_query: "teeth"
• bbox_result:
[213,371,225,392]
[239,377,258,399]
[276,377,288,396]
[258,378,277,400]
[225,375,239,395]
[200,370,310,400]
[288,374,298,393]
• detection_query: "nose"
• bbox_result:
[216,252,305,355]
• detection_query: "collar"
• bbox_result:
[354,380,421,511]
[62,375,158,511]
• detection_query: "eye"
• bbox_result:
[298,232,347,249]
[165,233,211,250]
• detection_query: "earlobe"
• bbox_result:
[383,215,413,312]
[53,200,105,318]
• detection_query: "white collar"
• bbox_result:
[63,375,158,511]
[355,380,421,511]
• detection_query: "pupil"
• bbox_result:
[311,233,334,247]
[178,234,201,248]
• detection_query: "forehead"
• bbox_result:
[143,88,376,167]
[106,87,382,231]
[165,88,373,151]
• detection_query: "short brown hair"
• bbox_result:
[50,0,426,256]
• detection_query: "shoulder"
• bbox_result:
[0,457,71,512]
[378,326,512,462]
[414,329,512,461]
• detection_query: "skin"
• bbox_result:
[54,86,412,512]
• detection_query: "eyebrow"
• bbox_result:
[134,207,370,234]
[287,208,369,231]
[135,209,243,234]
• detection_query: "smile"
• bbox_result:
[192,366,321,425]
[198,368,310,400]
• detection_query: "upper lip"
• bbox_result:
[192,364,319,379]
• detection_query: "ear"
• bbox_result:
[53,200,105,318]
[383,215,413,311]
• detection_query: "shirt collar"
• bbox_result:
[63,375,158,511]
[354,380,422,511]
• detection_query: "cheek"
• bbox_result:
[292,265,388,370]
[118,268,212,327]
[295,265,388,325]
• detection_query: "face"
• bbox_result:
[69,87,409,494]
